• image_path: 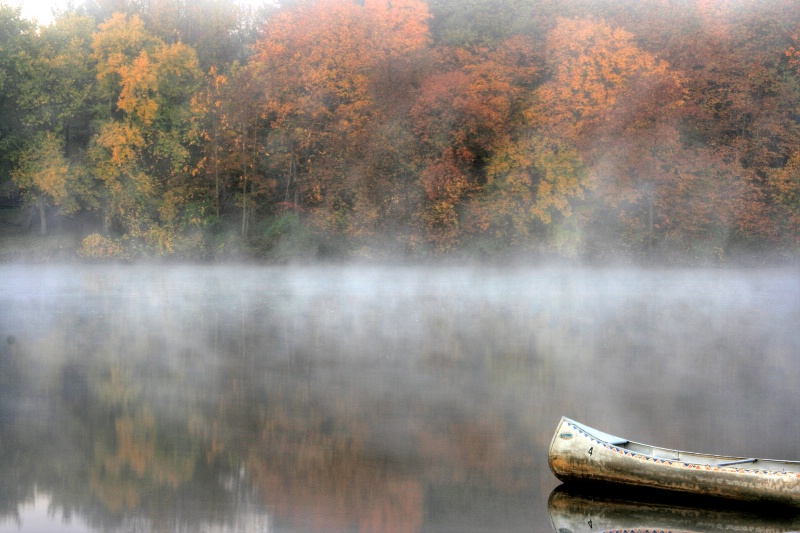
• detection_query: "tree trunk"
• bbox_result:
[648,194,654,257]
[241,177,248,240]
[213,121,220,220]
[38,197,47,236]
[102,206,110,235]
[241,119,248,241]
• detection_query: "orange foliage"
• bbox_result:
[253,0,430,128]
[787,31,800,74]
[251,0,432,236]
[116,51,158,124]
[418,150,469,250]
[92,13,160,98]
[411,36,540,249]
[533,17,680,145]
[365,0,430,52]
[415,37,539,158]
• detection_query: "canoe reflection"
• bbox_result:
[548,484,800,533]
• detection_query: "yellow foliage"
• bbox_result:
[768,151,800,235]
[117,51,158,124]
[482,134,588,245]
[770,150,800,208]
[79,233,128,259]
[144,225,175,255]
[94,121,145,170]
[92,13,158,92]
[155,41,200,81]
[158,190,180,226]
[11,133,70,205]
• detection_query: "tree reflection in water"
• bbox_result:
[0,265,798,531]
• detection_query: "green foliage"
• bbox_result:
[425,0,546,47]
[0,5,36,181]
[178,199,218,230]
[259,213,320,262]
[18,14,97,134]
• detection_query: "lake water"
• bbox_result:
[0,264,798,532]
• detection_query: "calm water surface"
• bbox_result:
[0,265,798,532]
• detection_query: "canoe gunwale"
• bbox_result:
[560,417,800,472]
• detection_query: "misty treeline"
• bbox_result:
[1,0,799,262]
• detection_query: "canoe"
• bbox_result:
[548,417,800,506]
[548,484,800,533]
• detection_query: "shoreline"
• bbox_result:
[2,229,797,268]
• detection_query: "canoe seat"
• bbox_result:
[607,438,629,446]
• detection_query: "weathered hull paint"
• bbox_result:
[548,417,800,506]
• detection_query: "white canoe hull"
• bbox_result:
[548,417,800,506]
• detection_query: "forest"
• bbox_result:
[1,0,799,263]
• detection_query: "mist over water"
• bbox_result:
[0,264,799,531]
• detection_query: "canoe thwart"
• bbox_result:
[714,458,758,467]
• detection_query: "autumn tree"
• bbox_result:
[0,10,86,241]
[425,0,552,48]
[531,17,681,145]
[251,0,431,245]
[11,133,72,235]
[642,0,800,251]
[766,28,800,244]
[2,0,798,260]
[191,60,272,244]
[1,9,99,235]
[89,13,201,254]
[768,150,800,243]
[223,62,268,240]
[190,66,229,221]
[0,6,36,192]
[410,36,540,251]
[137,0,266,71]
[515,17,702,257]
[28,14,99,157]
[477,134,587,253]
